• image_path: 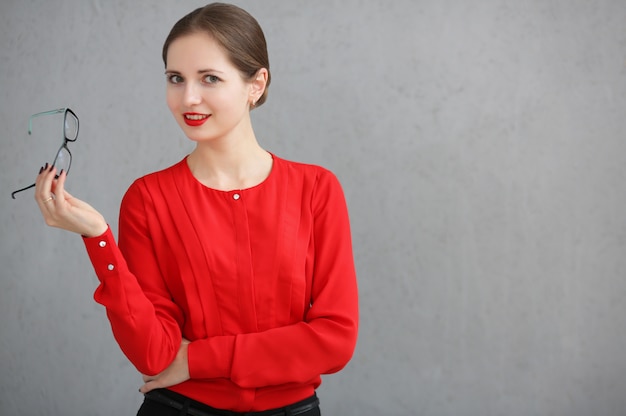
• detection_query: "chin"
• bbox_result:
[184,132,207,142]
[183,129,219,143]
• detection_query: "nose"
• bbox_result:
[183,82,202,106]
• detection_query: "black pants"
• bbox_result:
[136,389,321,416]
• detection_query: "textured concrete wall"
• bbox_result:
[1,1,625,415]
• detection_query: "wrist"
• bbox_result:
[83,221,108,238]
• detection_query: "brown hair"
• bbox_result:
[162,3,271,107]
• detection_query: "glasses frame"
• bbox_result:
[11,108,79,199]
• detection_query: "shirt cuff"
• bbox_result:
[82,225,126,282]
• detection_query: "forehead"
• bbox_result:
[165,32,232,71]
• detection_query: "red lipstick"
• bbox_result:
[183,113,210,126]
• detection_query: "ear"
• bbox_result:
[249,68,268,105]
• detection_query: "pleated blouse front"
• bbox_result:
[84,155,359,412]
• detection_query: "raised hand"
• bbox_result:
[34,164,108,238]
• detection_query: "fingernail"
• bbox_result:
[44,163,49,170]
[48,164,54,172]
[59,169,64,176]
[39,166,44,174]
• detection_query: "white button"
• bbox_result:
[107,264,114,271]
[233,193,240,200]
[99,241,106,247]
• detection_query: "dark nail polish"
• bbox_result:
[39,166,44,174]
[44,163,49,170]
[59,169,64,176]
[48,164,54,172]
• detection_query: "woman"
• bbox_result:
[34,3,358,416]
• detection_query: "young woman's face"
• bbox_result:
[165,32,254,143]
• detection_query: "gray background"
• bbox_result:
[1,0,625,415]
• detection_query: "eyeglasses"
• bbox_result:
[11,108,79,199]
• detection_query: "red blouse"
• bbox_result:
[83,155,358,412]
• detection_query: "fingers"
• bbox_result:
[34,164,69,228]
[139,374,161,394]
[52,167,68,205]
[38,165,69,210]
[34,163,57,210]
[139,380,158,394]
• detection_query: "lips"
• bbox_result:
[183,113,210,127]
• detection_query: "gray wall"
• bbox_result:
[1,0,625,415]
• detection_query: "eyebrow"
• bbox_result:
[164,69,225,74]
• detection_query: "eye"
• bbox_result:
[203,74,221,84]
[167,74,184,84]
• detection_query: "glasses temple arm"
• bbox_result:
[11,183,36,199]
[28,108,67,135]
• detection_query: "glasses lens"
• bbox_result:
[64,111,78,141]
[53,146,71,174]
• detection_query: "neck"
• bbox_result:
[187,137,272,191]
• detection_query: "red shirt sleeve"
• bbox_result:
[83,179,184,376]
